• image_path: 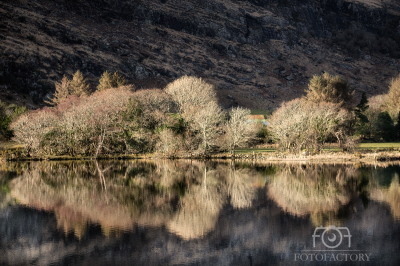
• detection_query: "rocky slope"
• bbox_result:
[1,0,400,110]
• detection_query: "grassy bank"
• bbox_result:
[1,141,400,162]
[236,143,400,154]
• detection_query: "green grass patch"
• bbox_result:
[358,143,400,149]
[0,141,23,151]
[235,148,276,154]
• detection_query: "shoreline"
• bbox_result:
[1,150,400,163]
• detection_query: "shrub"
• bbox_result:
[269,98,351,152]
[155,128,182,155]
[18,16,26,23]
[11,108,57,155]
[0,102,27,140]
[13,87,134,156]
[27,35,35,42]
[131,89,174,131]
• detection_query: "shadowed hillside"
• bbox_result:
[1,0,400,110]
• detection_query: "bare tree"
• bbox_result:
[13,88,134,156]
[383,74,400,121]
[269,99,351,152]
[155,128,182,156]
[192,101,224,154]
[224,107,256,155]
[10,108,57,155]
[165,75,217,116]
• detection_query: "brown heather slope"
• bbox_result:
[0,0,400,110]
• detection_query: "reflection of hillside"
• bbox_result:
[267,164,357,224]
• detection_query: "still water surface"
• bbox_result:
[0,160,400,265]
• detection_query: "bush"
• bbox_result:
[11,108,57,155]
[13,87,134,156]
[0,102,27,140]
[131,89,174,131]
[269,98,351,153]
[155,128,182,156]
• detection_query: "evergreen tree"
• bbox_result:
[45,75,71,106]
[112,71,126,88]
[354,92,369,138]
[396,111,400,141]
[375,111,396,141]
[97,71,113,91]
[355,92,369,114]
[305,72,354,109]
[69,70,90,97]
[97,71,126,91]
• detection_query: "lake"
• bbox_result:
[0,160,400,265]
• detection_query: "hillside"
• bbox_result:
[1,0,400,110]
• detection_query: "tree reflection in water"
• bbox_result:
[3,160,400,241]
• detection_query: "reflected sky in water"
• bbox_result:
[0,160,400,265]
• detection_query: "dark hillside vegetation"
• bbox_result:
[0,0,399,110]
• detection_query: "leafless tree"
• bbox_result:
[155,128,182,156]
[269,99,351,152]
[10,108,57,155]
[382,74,400,120]
[224,107,256,155]
[165,75,217,118]
[191,101,225,154]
